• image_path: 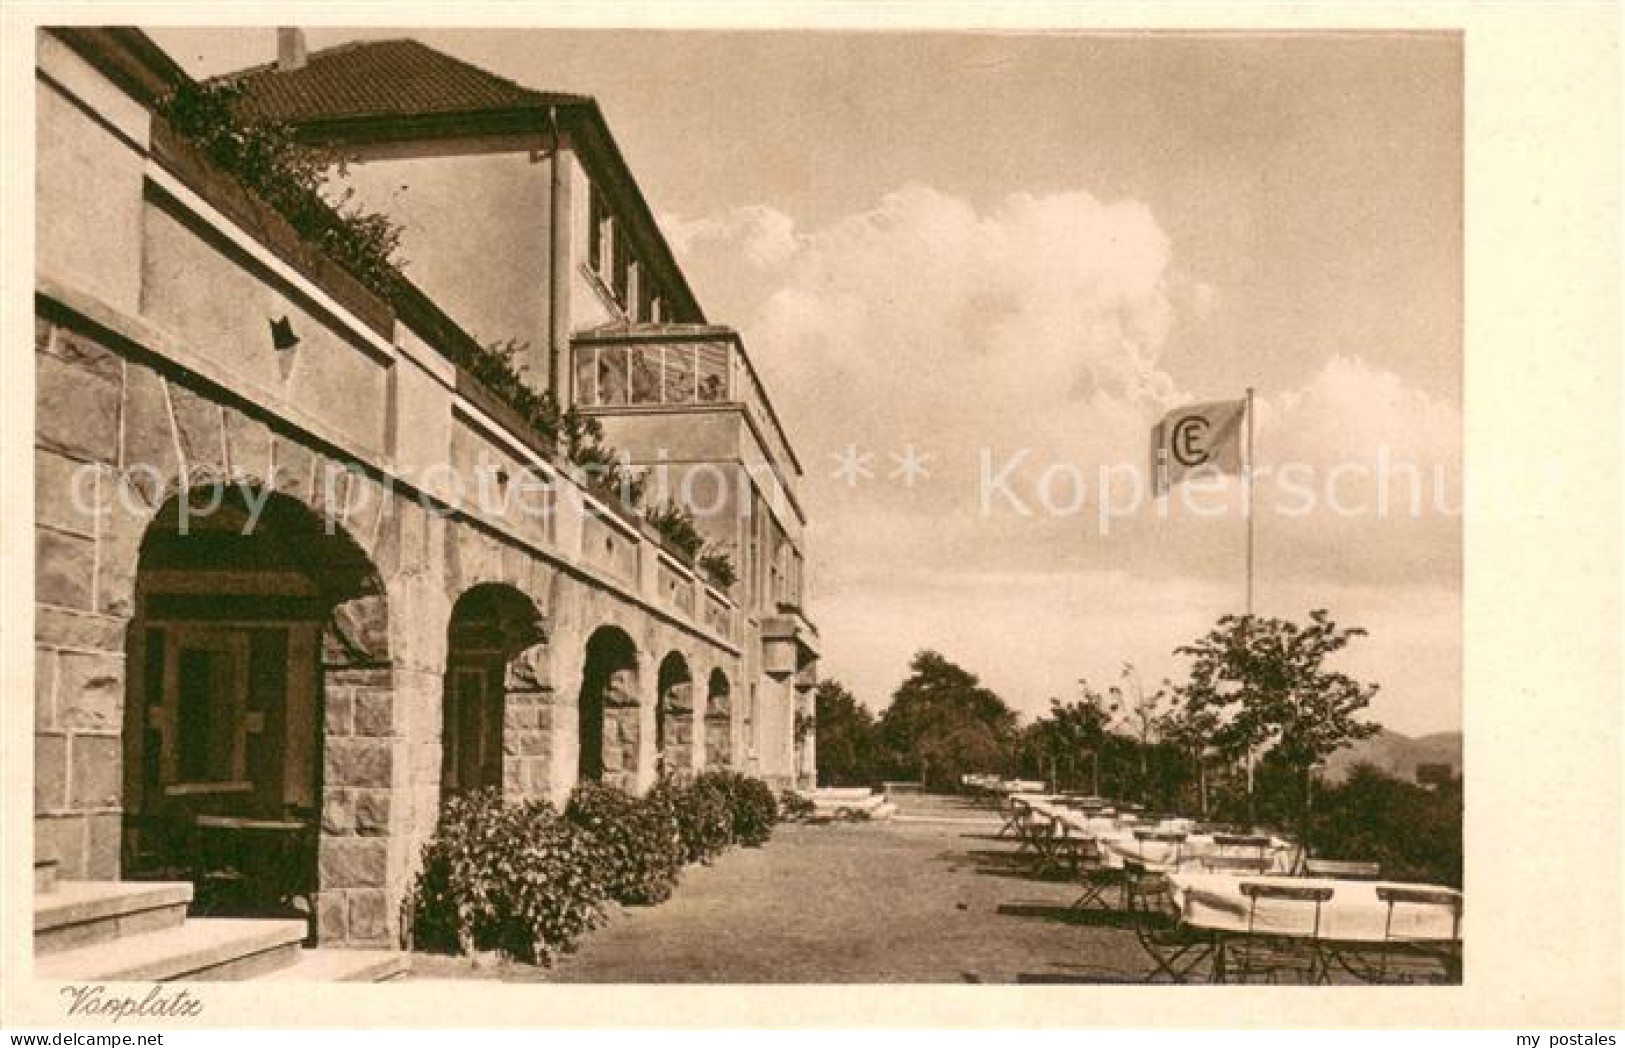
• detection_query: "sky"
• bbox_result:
[151,27,1463,737]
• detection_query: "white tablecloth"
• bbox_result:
[1168,872,1463,943]
[1052,811,1298,872]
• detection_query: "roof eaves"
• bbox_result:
[565,98,707,325]
[48,26,191,108]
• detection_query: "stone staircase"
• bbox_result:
[34,858,408,982]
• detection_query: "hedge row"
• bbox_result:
[409,772,782,965]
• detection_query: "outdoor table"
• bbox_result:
[1011,798,1092,874]
[998,792,1059,839]
[1058,812,1298,873]
[192,815,308,832]
[184,814,316,916]
[1168,873,1459,941]
[994,780,1049,795]
[1166,872,1462,982]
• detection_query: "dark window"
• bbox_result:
[142,629,165,794]
[176,648,234,782]
[638,273,658,323]
[588,189,607,275]
[246,630,287,805]
[612,228,632,306]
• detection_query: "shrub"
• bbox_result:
[731,776,780,846]
[698,771,780,847]
[564,782,685,905]
[562,407,645,507]
[697,549,738,590]
[409,790,607,966]
[777,790,817,823]
[1309,763,1462,887]
[651,775,735,864]
[645,501,705,562]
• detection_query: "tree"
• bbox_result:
[812,679,878,787]
[877,651,1018,789]
[1024,683,1115,793]
[1154,698,1222,817]
[1173,609,1382,830]
[1109,663,1169,797]
[1311,763,1462,887]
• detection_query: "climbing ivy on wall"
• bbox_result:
[158,80,404,297]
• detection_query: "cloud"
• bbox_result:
[664,185,1460,730]
[663,205,802,271]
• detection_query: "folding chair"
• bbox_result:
[1213,833,1274,866]
[1200,854,1273,875]
[997,795,1030,840]
[1375,886,1463,984]
[1024,810,1072,877]
[1233,881,1335,984]
[1068,836,1126,911]
[1123,859,1218,983]
[1303,858,1382,880]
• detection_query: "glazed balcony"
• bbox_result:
[571,325,804,510]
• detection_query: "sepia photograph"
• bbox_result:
[3,2,1620,1032]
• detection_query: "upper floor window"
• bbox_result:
[612,227,632,307]
[637,273,658,324]
[572,339,735,408]
[588,188,611,283]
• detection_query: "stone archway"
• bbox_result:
[576,626,640,791]
[120,482,391,943]
[442,583,548,803]
[705,668,733,770]
[656,652,694,780]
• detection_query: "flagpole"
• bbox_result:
[1245,386,1255,618]
[1243,386,1256,814]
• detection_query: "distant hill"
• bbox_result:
[1320,729,1462,784]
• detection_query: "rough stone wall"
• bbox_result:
[35,319,149,881]
[35,307,749,944]
[662,681,696,778]
[599,666,643,793]
[501,641,554,801]
[704,683,734,770]
[35,311,417,944]
[36,30,776,954]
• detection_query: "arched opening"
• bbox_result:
[577,626,639,790]
[704,668,733,770]
[656,652,694,778]
[442,584,546,802]
[120,484,387,928]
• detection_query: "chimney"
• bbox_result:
[277,28,307,72]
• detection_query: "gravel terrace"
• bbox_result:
[407,793,1149,984]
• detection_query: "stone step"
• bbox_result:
[35,859,59,894]
[35,880,193,956]
[261,949,410,982]
[35,917,308,983]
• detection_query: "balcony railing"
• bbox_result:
[572,326,802,483]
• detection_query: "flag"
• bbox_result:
[1151,398,1247,496]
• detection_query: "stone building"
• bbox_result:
[32,26,818,963]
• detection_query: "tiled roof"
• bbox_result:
[218,38,589,124]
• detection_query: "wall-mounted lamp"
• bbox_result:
[270,316,300,351]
